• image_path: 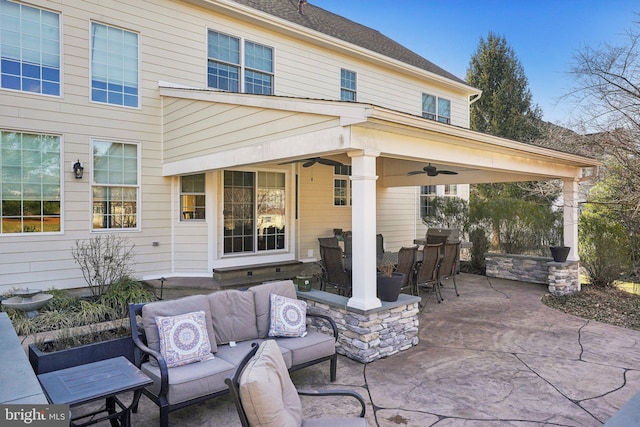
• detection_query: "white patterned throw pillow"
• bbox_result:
[155,310,213,368]
[268,294,307,338]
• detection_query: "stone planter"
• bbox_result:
[28,335,134,375]
[550,246,571,263]
[376,272,405,302]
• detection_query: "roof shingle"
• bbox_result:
[229,0,467,85]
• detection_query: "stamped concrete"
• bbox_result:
[76,274,640,426]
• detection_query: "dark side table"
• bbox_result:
[37,356,152,427]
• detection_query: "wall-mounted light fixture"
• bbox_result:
[72,160,84,179]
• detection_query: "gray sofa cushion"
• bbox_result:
[141,356,235,404]
[251,280,297,338]
[141,294,217,353]
[208,289,259,345]
[216,339,293,369]
[274,331,335,367]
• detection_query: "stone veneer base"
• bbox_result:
[486,253,581,296]
[297,289,420,363]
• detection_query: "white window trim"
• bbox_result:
[88,21,141,109]
[206,28,275,95]
[90,138,141,232]
[422,93,451,124]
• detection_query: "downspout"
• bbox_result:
[469,91,482,105]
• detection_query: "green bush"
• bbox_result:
[579,205,630,287]
[469,227,489,274]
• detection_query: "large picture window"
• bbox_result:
[92,140,138,230]
[0,130,60,233]
[223,170,285,254]
[420,185,437,219]
[207,30,273,95]
[91,22,139,107]
[0,0,60,96]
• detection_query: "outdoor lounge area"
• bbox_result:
[52,273,640,426]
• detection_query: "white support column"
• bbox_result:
[347,150,382,311]
[563,178,580,261]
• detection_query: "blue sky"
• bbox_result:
[314,0,638,126]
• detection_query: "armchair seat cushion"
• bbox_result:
[141,357,235,405]
[275,331,335,367]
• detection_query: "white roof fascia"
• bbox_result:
[368,107,601,168]
[159,82,371,126]
[184,0,480,97]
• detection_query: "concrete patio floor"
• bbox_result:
[81,273,640,426]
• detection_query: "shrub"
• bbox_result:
[72,235,136,296]
[579,205,630,287]
[469,227,489,274]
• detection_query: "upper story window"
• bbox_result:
[340,68,356,101]
[181,174,205,220]
[0,130,61,233]
[422,93,451,124]
[207,30,273,95]
[90,23,139,107]
[92,140,139,230]
[0,0,60,96]
[333,165,352,206]
[444,184,458,196]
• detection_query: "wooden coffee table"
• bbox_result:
[38,356,152,427]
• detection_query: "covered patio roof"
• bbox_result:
[159,82,600,184]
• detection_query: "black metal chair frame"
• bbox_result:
[415,243,444,310]
[438,241,461,298]
[225,343,366,427]
[395,245,418,294]
[319,244,352,296]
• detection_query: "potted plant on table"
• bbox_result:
[376,256,405,302]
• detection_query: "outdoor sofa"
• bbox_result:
[128,279,338,427]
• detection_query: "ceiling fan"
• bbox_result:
[279,157,344,168]
[407,163,458,176]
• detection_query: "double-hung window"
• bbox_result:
[181,174,205,220]
[0,0,60,96]
[92,140,139,230]
[333,165,352,206]
[223,170,285,254]
[420,185,437,219]
[0,130,61,233]
[422,93,451,124]
[207,30,273,95]
[90,22,139,107]
[340,68,356,101]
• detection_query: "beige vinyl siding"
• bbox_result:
[162,98,340,163]
[0,0,473,292]
[377,185,420,252]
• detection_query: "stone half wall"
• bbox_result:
[298,290,420,363]
[485,253,580,296]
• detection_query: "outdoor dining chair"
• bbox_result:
[439,241,461,298]
[226,341,367,427]
[318,236,340,248]
[395,245,418,294]
[320,244,352,296]
[376,234,384,257]
[415,243,443,310]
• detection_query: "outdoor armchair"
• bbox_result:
[226,341,367,427]
[415,243,443,309]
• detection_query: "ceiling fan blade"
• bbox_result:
[316,158,344,167]
[407,170,426,176]
[302,159,318,167]
[438,170,458,175]
[278,159,303,165]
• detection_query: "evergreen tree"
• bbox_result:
[466,33,556,252]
